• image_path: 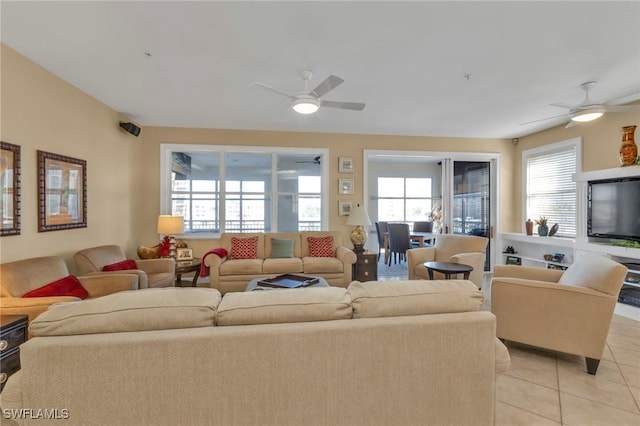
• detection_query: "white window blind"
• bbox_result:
[526,145,577,237]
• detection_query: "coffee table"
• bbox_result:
[175,258,201,287]
[424,261,473,280]
[246,274,329,291]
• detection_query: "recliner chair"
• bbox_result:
[490,253,627,375]
[74,245,175,288]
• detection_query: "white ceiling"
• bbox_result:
[2,1,639,139]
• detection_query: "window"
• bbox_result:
[377,177,433,223]
[161,145,327,236]
[523,138,581,237]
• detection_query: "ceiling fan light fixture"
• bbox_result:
[570,108,605,122]
[292,98,320,114]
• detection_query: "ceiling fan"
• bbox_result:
[295,156,321,165]
[251,70,365,114]
[521,81,640,128]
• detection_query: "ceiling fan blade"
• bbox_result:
[251,82,295,99]
[549,102,573,109]
[519,113,568,126]
[321,100,366,111]
[565,120,577,128]
[309,75,344,98]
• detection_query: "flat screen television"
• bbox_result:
[587,176,640,241]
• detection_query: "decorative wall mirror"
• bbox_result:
[1,141,21,236]
[37,150,87,232]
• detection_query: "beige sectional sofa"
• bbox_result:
[2,280,509,426]
[204,231,357,293]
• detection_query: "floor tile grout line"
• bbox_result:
[496,399,563,424]
[555,351,564,426]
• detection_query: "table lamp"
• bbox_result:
[157,215,184,259]
[346,204,372,253]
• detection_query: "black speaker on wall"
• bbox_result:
[119,122,141,137]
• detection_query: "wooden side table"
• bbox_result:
[175,258,201,287]
[1,315,28,392]
[424,261,473,280]
[352,251,378,282]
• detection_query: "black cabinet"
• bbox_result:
[1,315,28,392]
[352,251,378,282]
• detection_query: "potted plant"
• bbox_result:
[535,216,549,236]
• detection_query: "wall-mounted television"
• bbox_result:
[587,176,640,242]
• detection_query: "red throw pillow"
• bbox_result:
[102,259,138,271]
[308,236,334,257]
[22,275,88,299]
[230,236,259,259]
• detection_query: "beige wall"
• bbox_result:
[139,127,515,258]
[512,108,640,232]
[0,45,142,268]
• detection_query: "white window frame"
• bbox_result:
[376,177,434,225]
[522,137,582,237]
[160,144,329,238]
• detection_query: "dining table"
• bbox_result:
[383,231,437,265]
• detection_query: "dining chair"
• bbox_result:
[387,223,412,266]
[375,221,389,262]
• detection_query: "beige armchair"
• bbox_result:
[0,256,139,324]
[491,254,628,375]
[74,245,175,289]
[407,234,488,289]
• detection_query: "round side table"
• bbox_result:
[175,258,201,287]
[423,261,473,280]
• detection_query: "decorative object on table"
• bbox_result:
[619,125,637,167]
[506,256,521,266]
[338,157,354,173]
[37,150,87,232]
[548,223,560,237]
[137,245,160,259]
[176,248,193,261]
[346,204,372,253]
[535,216,549,236]
[0,141,21,237]
[525,219,533,236]
[504,246,516,254]
[338,178,354,195]
[552,253,565,263]
[176,240,188,249]
[543,254,554,261]
[428,202,443,234]
[338,200,353,216]
[157,215,184,259]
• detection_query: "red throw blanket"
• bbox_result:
[199,248,228,277]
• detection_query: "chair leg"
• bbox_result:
[586,357,600,375]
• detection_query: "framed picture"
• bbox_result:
[338,178,354,195]
[338,200,353,216]
[506,256,521,266]
[176,248,193,261]
[37,150,87,232]
[338,157,354,173]
[1,141,21,236]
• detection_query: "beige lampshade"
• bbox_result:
[346,205,372,226]
[157,215,184,234]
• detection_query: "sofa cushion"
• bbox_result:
[22,275,89,300]
[269,238,295,258]
[558,253,628,295]
[220,259,264,276]
[263,258,304,274]
[217,287,352,326]
[102,259,137,271]
[302,257,343,274]
[29,287,222,336]
[230,236,259,259]
[348,280,483,319]
[307,236,334,257]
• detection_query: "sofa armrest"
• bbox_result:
[491,277,616,359]
[449,252,486,289]
[336,246,357,265]
[495,338,511,375]
[407,247,436,279]
[0,296,81,323]
[494,264,563,282]
[136,258,175,275]
[78,274,139,298]
[81,270,149,289]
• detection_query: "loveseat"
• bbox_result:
[2,280,509,426]
[203,231,357,293]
